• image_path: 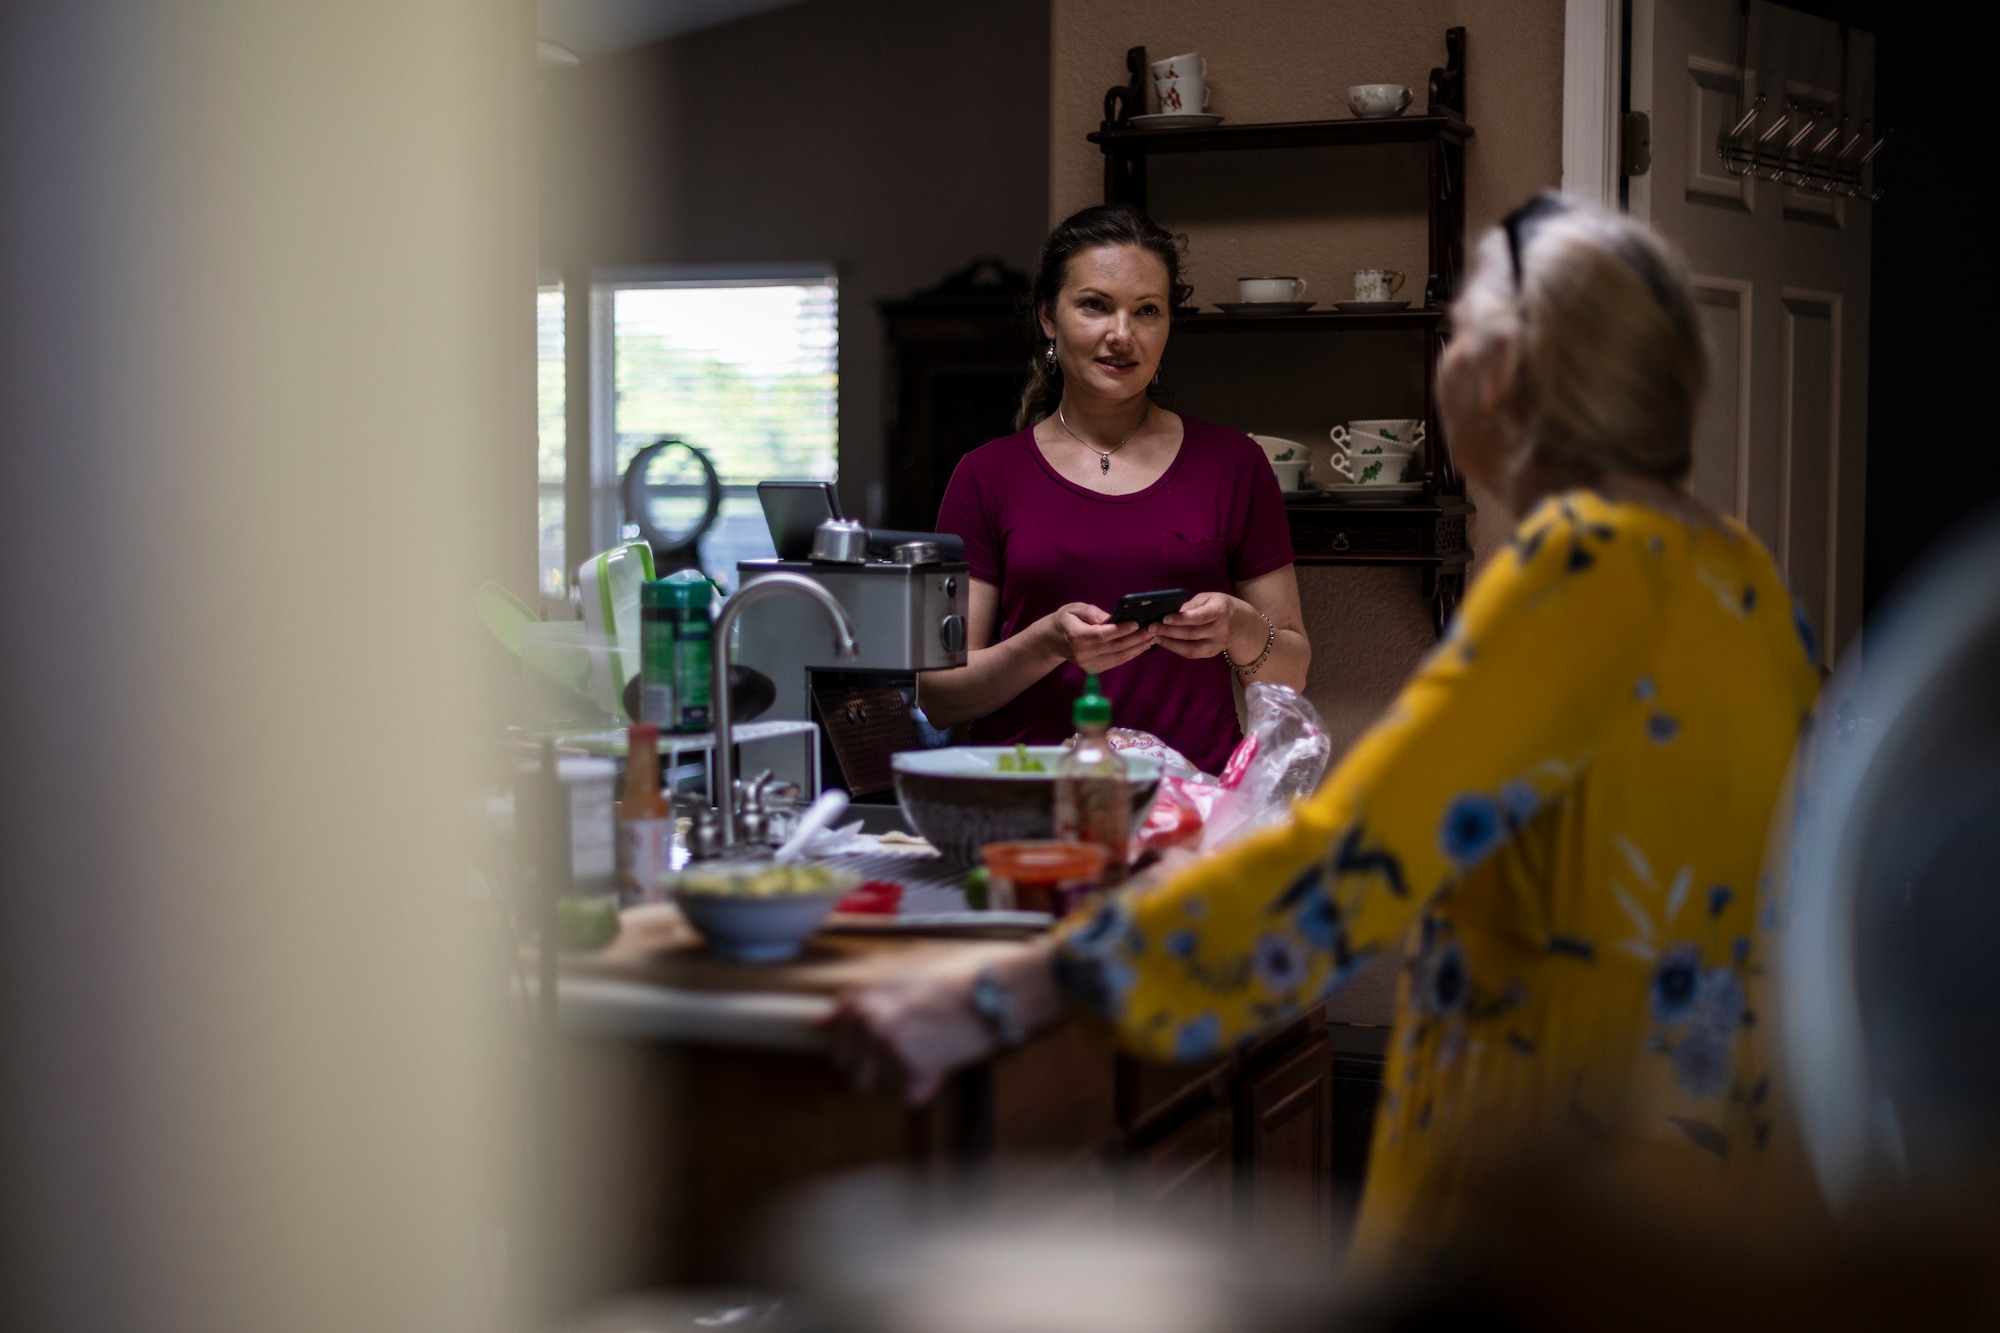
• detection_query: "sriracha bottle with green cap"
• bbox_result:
[1054,673,1131,884]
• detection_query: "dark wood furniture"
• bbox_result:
[878,258,1034,532]
[552,921,1390,1291]
[574,1012,1388,1287]
[1089,29,1477,634]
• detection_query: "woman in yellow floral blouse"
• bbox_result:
[828,195,1823,1265]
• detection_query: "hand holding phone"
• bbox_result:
[1050,603,1156,673]
[1109,588,1192,628]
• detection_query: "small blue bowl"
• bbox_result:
[668,861,858,962]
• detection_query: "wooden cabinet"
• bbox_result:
[1126,1099,1235,1233]
[1241,1030,1338,1250]
[878,258,1034,532]
[556,966,1385,1294]
[1331,1051,1387,1198]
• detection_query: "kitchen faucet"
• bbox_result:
[709,572,857,848]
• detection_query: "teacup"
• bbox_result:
[1353,269,1407,303]
[1349,84,1413,119]
[1149,52,1210,115]
[1270,459,1309,492]
[1345,418,1424,446]
[1238,276,1307,304]
[1331,450,1422,485]
[1250,433,1307,462]
[1330,422,1424,455]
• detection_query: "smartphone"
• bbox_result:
[1110,588,1191,627]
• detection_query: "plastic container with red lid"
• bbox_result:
[979,840,1109,917]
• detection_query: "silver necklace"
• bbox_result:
[1057,405,1143,474]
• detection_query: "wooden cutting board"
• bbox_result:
[562,902,1011,997]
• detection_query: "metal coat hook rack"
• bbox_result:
[1718,94,1887,199]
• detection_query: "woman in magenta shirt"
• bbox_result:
[919,206,1310,774]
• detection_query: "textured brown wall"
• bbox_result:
[1051,1,1566,1021]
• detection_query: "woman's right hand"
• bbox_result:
[1045,603,1155,673]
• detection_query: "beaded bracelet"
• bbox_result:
[1222,608,1277,676]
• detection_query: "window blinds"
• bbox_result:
[609,279,838,486]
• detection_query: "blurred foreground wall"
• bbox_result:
[1,3,531,1329]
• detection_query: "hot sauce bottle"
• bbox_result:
[1054,674,1130,885]
[615,722,671,906]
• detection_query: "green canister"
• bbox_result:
[640,570,715,732]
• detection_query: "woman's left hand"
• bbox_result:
[1154,591,1250,661]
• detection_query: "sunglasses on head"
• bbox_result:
[1501,192,1570,292]
[1497,191,1682,318]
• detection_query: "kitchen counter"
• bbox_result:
[551,902,1389,1294]
[558,902,1028,1050]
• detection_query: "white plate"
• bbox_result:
[1317,482,1426,504]
[1128,113,1224,129]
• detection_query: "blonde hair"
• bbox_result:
[1453,198,1706,486]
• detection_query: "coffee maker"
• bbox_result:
[729,484,968,812]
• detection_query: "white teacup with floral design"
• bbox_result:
[1330,422,1424,457]
[1346,418,1424,446]
[1331,449,1422,485]
[1149,52,1210,115]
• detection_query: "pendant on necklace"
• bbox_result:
[1099,453,1110,473]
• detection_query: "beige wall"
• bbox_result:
[541,0,1052,524]
[1050,0,1564,748]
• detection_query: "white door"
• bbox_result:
[1629,0,1873,667]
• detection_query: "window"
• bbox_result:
[536,284,566,602]
[594,268,837,591]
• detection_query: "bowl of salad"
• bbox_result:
[890,744,1163,868]
[665,859,859,962]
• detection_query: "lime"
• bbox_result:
[558,896,621,951]
[964,865,989,911]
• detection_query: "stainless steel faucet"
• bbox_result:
[709,571,857,848]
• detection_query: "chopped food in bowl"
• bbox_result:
[671,860,856,898]
[663,858,858,961]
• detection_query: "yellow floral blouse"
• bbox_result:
[1053,491,1822,1263]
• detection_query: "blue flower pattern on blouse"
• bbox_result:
[1044,490,1814,1254]
[1175,1012,1222,1061]
[1440,793,1505,866]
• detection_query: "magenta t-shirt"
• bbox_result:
[934,414,1295,774]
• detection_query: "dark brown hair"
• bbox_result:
[1013,204,1188,430]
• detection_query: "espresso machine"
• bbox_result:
[729,484,969,819]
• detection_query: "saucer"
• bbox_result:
[1334,300,1412,313]
[1129,113,1224,129]
[1215,301,1317,314]
[1319,482,1426,504]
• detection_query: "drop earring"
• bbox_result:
[1045,340,1058,367]
[1151,369,1161,387]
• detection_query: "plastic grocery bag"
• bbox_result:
[1198,684,1331,850]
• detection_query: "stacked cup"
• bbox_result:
[1149,52,1210,115]
[1329,419,1425,485]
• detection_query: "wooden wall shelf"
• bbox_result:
[1088,112,1472,155]
[1173,308,1445,332]
[1095,27,1475,634]
[1286,496,1472,636]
